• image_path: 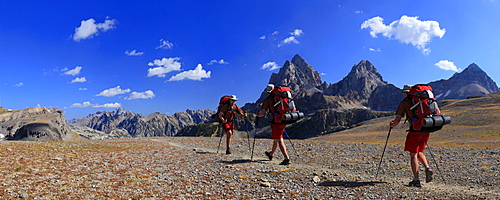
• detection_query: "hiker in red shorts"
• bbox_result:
[218,95,247,155]
[256,84,291,165]
[390,85,434,187]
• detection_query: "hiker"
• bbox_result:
[390,85,434,187]
[256,84,291,165]
[218,95,247,155]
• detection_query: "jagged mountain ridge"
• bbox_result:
[70,108,215,137]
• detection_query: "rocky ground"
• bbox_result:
[0,135,498,199]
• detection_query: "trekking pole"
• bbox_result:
[216,124,224,154]
[426,143,446,184]
[250,117,259,161]
[283,129,299,158]
[375,127,392,179]
[245,121,251,151]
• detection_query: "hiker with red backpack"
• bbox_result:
[389,84,450,187]
[217,95,247,155]
[256,84,303,165]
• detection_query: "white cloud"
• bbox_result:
[168,64,211,81]
[78,88,88,91]
[355,10,363,14]
[14,82,24,87]
[71,101,121,108]
[96,86,131,97]
[290,29,304,37]
[63,66,82,76]
[272,31,279,35]
[71,77,87,83]
[147,57,182,77]
[125,50,145,56]
[369,48,381,52]
[435,60,461,72]
[361,15,446,54]
[125,90,155,100]
[72,17,117,42]
[259,35,266,40]
[278,29,304,47]
[155,39,174,49]
[261,61,280,71]
[207,59,229,65]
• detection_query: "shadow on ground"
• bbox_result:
[319,181,386,188]
[219,159,269,164]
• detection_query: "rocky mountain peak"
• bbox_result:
[430,63,499,100]
[324,60,387,99]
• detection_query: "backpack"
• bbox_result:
[211,95,232,123]
[270,85,304,124]
[408,84,451,132]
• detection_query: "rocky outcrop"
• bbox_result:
[0,107,74,141]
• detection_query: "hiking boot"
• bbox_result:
[226,148,231,155]
[265,151,273,161]
[425,168,434,183]
[408,180,421,187]
[279,159,291,165]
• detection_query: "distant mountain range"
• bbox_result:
[1,54,498,140]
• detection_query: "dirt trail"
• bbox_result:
[150,135,499,199]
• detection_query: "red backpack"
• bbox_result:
[270,85,303,124]
[211,95,232,122]
[409,84,451,132]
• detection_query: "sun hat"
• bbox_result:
[265,84,274,93]
[229,95,238,101]
[402,85,412,92]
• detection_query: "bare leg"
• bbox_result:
[417,152,429,168]
[277,138,289,159]
[410,152,419,179]
[226,130,233,150]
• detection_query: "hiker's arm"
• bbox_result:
[256,108,267,118]
[236,106,247,118]
[218,106,227,123]
[390,115,403,128]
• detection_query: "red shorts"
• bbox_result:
[223,123,234,132]
[271,124,286,139]
[404,131,430,153]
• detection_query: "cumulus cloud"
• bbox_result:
[79,88,88,91]
[155,39,174,49]
[369,48,381,52]
[125,90,155,100]
[259,35,266,40]
[125,50,145,56]
[72,17,117,42]
[71,101,121,108]
[435,60,461,72]
[96,86,131,97]
[147,57,182,77]
[71,77,87,83]
[261,62,280,71]
[278,29,304,47]
[168,64,211,81]
[361,15,445,54]
[63,66,82,76]
[14,82,24,87]
[207,59,229,65]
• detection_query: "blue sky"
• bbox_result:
[1,0,499,119]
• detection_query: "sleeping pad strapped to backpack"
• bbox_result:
[408,84,451,132]
[270,85,304,124]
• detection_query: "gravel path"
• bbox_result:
[0,136,498,199]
